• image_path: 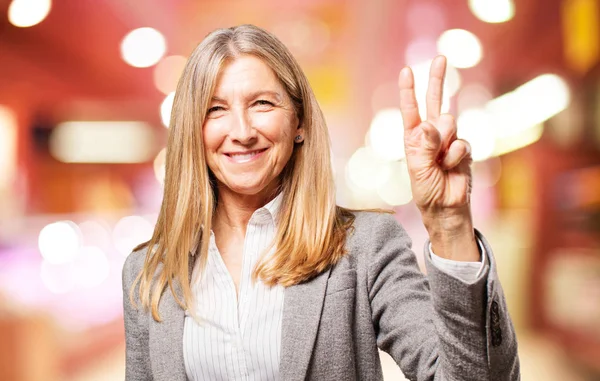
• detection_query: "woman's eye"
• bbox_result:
[207,106,224,113]
[255,100,274,107]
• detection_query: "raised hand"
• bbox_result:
[399,56,479,261]
[399,56,472,213]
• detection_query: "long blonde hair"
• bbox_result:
[131,24,356,321]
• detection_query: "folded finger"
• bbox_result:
[420,121,442,156]
[436,113,458,158]
[441,139,471,169]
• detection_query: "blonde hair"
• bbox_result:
[131,24,356,321]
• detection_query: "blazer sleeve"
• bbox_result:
[366,213,519,381]
[122,250,153,381]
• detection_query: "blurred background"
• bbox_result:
[0,0,599,379]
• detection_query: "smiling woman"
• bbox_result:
[122,24,519,381]
[203,55,301,198]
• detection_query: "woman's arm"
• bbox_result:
[366,213,519,381]
[122,250,153,380]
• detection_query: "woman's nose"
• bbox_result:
[228,109,257,145]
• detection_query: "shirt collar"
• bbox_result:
[190,192,283,256]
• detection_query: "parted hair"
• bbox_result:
[131,24,355,321]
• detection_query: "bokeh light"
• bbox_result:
[161,92,175,128]
[437,29,483,69]
[469,0,515,23]
[154,148,167,185]
[38,221,82,264]
[78,220,111,250]
[8,0,52,28]
[49,121,156,163]
[112,216,154,256]
[377,161,413,206]
[367,108,406,161]
[121,27,167,68]
[0,105,17,188]
[487,74,570,137]
[153,55,187,95]
[346,147,392,191]
[457,109,496,161]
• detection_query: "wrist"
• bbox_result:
[420,205,473,235]
[421,205,480,261]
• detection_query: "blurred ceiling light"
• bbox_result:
[457,109,496,161]
[493,124,543,156]
[112,215,154,256]
[38,221,82,264]
[377,161,413,206]
[469,0,515,23]
[161,92,175,128]
[367,108,405,161]
[8,0,52,28]
[411,60,459,119]
[121,27,167,68]
[486,74,570,138]
[49,121,155,163]
[154,55,187,95]
[154,148,167,185]
[437,29,483,69]
[73,246,110,288]
[0,106,17,188]
[346,147,392,191]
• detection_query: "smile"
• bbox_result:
[224,148,268,163]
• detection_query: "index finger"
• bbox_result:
[398,66,421,131]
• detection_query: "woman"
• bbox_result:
[123,24,519,380]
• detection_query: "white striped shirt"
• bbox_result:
[183,194,284,381]
[183,193,486,381]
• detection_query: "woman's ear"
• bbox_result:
[294,125,305,143]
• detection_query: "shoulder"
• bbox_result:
[348,211,412,249]
[122,246,149,288]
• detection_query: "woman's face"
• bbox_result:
[203,55,301,198]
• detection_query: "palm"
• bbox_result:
[399,56,472,211]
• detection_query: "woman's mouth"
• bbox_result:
[225,148,268,163]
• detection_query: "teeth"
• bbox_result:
[229,151,259,163]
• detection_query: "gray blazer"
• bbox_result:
[122,212,520,380]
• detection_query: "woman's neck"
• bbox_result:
[213,184,279,235]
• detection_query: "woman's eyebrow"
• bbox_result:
[247,90,282,101]
[210,90,283,103]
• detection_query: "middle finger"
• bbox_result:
[426,56,447,123]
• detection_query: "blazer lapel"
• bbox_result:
[280,267,332,381]
[149,256,196,381]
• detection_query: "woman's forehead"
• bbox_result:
[212,55,285,97]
